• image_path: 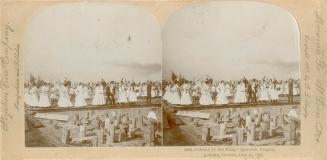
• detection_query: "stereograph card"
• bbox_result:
[0,0,326,159]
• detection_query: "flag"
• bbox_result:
[171,72,177,81]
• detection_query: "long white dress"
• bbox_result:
[92,85,106,105]
[69,87,75,99]
[26,86,39,107]
[180,84,192,105]
[58,86,73,107]
[83,86,90,100]
[269,85,279,101]
[134,86,141,97]
[125,86,130,100]
[216,83,228,105]
[49,87,56,100]
[38,86,51,107]
[163,86,172,101]
[259,84,270,101]
[282,83,289,95]
[74,85,87,107]
[151,87,156,98]
[141,85,147,97]
[53,85,60,100]
[128,86,138,102]
[192,85,198,97]
[199,84,214,105]
[117,86,128,103]
[224,84,232,97]
[233,83,247,103]
[170,84,181,105]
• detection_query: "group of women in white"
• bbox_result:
[24,82,92,108]
[24,80,162,108]
[163,78,300,106]
[115,81,162,103]
[163,81,232,105]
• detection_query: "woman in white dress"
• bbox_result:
[125,84,130,101]
[269,84,279,102]
[134,84,141,97]
[141,83,147,97]
[26,84,39,107]
[224,82,232,97]
[199,82,214,105]
[136,83,142,97]
[209,85,216,99]
[74,83,87,107]
[128,85,138,103]
[233,81,247,103]
[117,84,128,104]
[163,85,172,102]
[83,85,90,100]
[38,84,51,107]
[191,83,198,99]
[282,81,289,95]
[92,84,106,105]
[151,85,157,98]
[216,82,229,105]
[58,84,73,107]
[170,83,181,105]
[258,83,270,102]
[180,82,192,105]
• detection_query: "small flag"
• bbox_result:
[171,72,177,81]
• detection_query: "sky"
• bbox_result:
[25,3,162,82]
[163,1,300,80]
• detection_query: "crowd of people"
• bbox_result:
[24,78,162,108]
[162,76,300,106]
[24,75,300,107]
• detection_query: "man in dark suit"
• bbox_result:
[107,82,116,105]
[246,82,252,103]
[288,79,294,103]
[251,80,258,103]
[146,81,152,104]
[112,83,117,105]
[105,82,111,105]
[247,80,257,104]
